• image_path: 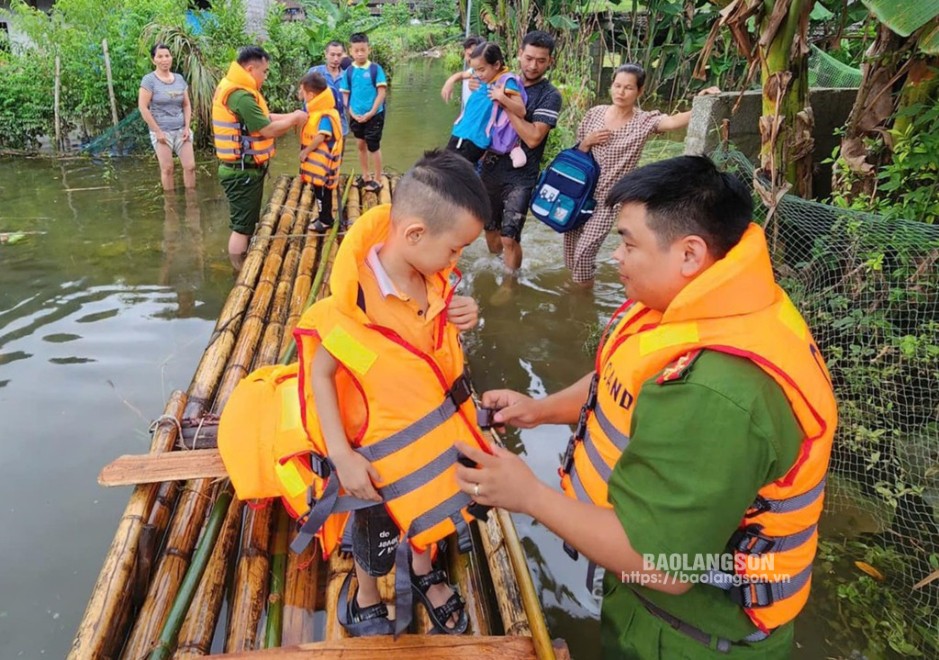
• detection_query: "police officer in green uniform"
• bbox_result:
[455,156,836,659]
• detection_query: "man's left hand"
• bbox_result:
[454,441,542,515]
[488,83,508,105]
[447,295,479,330]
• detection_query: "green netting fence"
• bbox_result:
[80,109,150,157]
[809,44,863,88]
[713,147,938,656]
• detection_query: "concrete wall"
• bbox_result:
[684,88,858,198]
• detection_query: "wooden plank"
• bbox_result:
[98,450,226,486]
[213,635,537,659]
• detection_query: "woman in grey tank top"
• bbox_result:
[138,44,196,191]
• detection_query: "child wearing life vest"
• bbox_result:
[298,72,344,232]
[447,42,527,167]
[302,150,492,636]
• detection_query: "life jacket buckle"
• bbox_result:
[730,524,774,555]
[573,406,589,442]
[747,495,773,517]
[449,375,472,407]
[562,541,579,560]
[308,452,331,479]
[585,374,599,410]
[731,580,774,609]
[560,436,576,474]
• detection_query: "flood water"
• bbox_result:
[1,58,867,659]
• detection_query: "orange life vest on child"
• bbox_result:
[559,223,837,635]
[211,61,275,166]
[300,89,343,189]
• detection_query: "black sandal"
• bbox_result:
[337,571,395,637]
[411,568,469,634]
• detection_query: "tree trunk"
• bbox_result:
[758,0,815,199]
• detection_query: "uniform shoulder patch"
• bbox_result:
[656,349,704,385]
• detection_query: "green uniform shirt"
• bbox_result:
[602,350,804,659]
[218,89,271,181]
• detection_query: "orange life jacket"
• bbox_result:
[300,90,343,189]
[212,61,275,166]
[559,223,837,635]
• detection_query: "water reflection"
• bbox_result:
[158,191,205,318]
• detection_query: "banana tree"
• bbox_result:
[834,0,939,201]
[699,0,816,199]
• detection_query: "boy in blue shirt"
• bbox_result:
[340,33,388,193]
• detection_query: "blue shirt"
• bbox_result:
[452,74,521,149]
[339,61,388,117]
[307,64,349,135]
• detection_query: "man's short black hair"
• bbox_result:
[462,35,484,50]
[349,32,369,45]
[522,30,555,54]
[300,71,328,94]
[325,40,343,51]
[392,149,490,231]
[237,45,271,66]
[606,156,753,259]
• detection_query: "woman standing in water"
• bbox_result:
[139,44,197,191]
[564,64,718,288]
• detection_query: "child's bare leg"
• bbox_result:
[357,139,370,181]
[353,560,381,608]
[371,148,383,182]
[411,546,459,627]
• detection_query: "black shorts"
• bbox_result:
[350,112,385,152]
[351,504,399,578]
[447,135,486,166]
[483,174,532,242]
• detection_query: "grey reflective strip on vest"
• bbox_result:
[582,428,612,482]
[215,148,240,155]
[759,477,826,514]
[706,563,813,608]
[212,120,241,129]
[244,146,275,156]
[569,466,592,503]
[377,446,459,501]
[356,396,459,463]
[767,523,817,554]
[593,402,630,451]
[289,473,373,554]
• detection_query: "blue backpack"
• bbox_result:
[529,147,600,233]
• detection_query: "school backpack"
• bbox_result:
[486,72,528,155]
[343,62,388,112]
[529,146,600,233]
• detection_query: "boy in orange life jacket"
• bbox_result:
[298,72,344,232]
[309,149,490,635]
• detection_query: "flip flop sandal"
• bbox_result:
[353,175,366,188]
[337,571,395,637]
[411,568,469,635]
[363,180,382,193]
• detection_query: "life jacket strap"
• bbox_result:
[748,477,826,516]
[357,373,472,463]
[729,523,817,555]
[708,563,813,609]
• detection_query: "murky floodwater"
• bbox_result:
[0,58,867,659]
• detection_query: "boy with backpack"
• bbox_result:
[341,33,388,193]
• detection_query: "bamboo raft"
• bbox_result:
[73,175,569,660]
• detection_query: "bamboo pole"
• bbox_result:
[345,184,361,224]
[478,514,531,637]
[265,506,290,648]
[120,181,294,659]
[68,391,187,660]
[379,175,392,206]
[148,488,235,660]
[102,39,120,130]
[173,498,245,659]
[281,532,319,645]
[447,533,494,635]
[54,55,61,155]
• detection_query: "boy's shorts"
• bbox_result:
[350,112,385,153]
[447,135,486,166]
[219,165,267,236]
[351,504,399,577]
